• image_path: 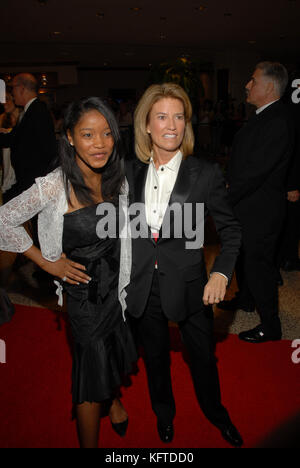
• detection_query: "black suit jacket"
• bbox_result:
[228,100,295,236]
[125,156,241,322]
[0,99,57,195]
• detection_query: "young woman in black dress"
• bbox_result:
[0,97,137,448]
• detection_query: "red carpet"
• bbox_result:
[0,304,299,448]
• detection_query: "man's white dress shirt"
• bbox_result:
[256,99,279,115]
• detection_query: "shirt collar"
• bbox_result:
[256,99,279,115]
[24,97,37,113]
[150,150,183,172]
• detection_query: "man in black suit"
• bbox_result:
[220,62,295,343]
[125,83,243,447]
[0,73,56,201]
[0,73,56,282]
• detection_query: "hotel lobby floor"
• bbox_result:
[4,244,300,341]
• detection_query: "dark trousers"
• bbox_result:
[130,271,231,429]
[236,233,282,336]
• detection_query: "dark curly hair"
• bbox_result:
[59,96,125,206]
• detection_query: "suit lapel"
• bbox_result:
[14,99,38,135]
[168,158,195,206]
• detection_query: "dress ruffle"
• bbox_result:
[72,318,137,404]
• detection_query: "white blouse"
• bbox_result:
[0,167,131,316]
[145,151,183,234]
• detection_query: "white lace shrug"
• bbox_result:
[0,167,131,314]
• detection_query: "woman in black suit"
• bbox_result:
[125,83,243,447]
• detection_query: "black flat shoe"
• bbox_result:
[219,423,243,448]
[157,422,174,443]
[239,325,281,343]
[111,418,129,437]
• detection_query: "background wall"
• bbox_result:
[0,50,281,110]
[55,68,150,104]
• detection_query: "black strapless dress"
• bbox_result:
[62,205,137,404]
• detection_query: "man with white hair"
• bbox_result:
[220,62,295,343]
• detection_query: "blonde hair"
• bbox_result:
[134,83,195,163]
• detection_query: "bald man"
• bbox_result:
[0,73,56,200]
